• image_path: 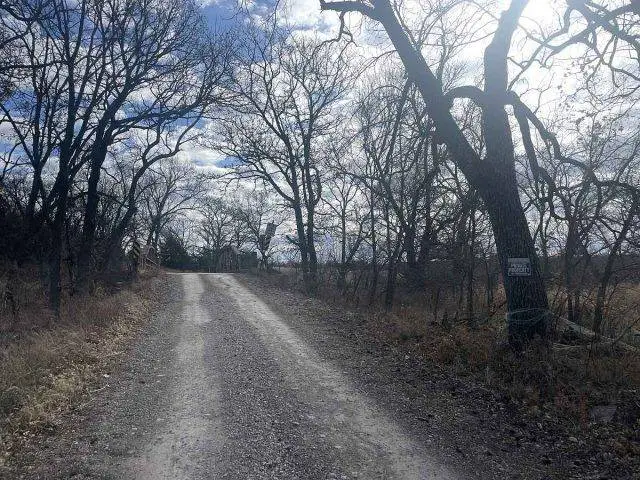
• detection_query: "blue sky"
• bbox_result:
[202,0,241,31]
[201,0,338,33]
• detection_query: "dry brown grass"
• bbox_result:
[371,302,640,428]
[0,268,160,466]
[267,269,640,426]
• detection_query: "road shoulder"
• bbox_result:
[236,273,637,480]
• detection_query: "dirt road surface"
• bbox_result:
[9,273,464,479]
[8,271,636,480]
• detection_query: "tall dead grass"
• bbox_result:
[0,269,159,466]
[374,303,640,431]
[265,269,640,427]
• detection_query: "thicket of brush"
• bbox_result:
[263,264,640,435]
[0,264,159,465]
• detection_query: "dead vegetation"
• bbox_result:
[0,266,160,468]
[262,268,640,441]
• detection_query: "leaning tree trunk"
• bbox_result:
[369,0,548,346]
[321,0,550,346]
[77,152,104,292]
[77,113,123,288]
[481,178,548,344]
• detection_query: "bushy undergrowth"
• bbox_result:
[264,269,640,429]
[0,267,158,465]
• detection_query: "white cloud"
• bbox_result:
[177,146,230,175]
[277,0,338,31]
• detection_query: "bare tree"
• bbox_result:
[231,187,284,271]
[198,197,238,271]
[0,0,120,314]
[139,159,210,252]
[96,122,207,271]
[219,21,352,290]
[321,153,369,292]
[320,0,552,345]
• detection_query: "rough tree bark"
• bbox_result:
[76,130,112,292]
[320,0,549,346]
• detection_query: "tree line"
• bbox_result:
[1,0,639,348]
[0,0,229,316]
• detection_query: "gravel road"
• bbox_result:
[9,273,462,479]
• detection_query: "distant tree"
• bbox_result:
[198,197,238,271]
[160,232,192,270]
[321,164,368,292]
[139,159,211,252]
[220,20,352,290]
[232,187,284,271]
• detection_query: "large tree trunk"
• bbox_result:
[368,195,379,304]
[48,179,70,319]
[337,211,348,292]
[484,254,495,308]
[564,222,579,324]
[481,179,548,344]
[383,207,401,309]
[466,222,476,323]
[306,208,318,289]
[26,165,44,222]
[102,216,133,271]
[292,202,310,286]
[370,0,548,345]
[77,130,112,291]
[48,218,63,318]
[76,157,102,291]
[404,225,425,290]
[415,219,433,281]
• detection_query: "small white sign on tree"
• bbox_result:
[507,257,532,277]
